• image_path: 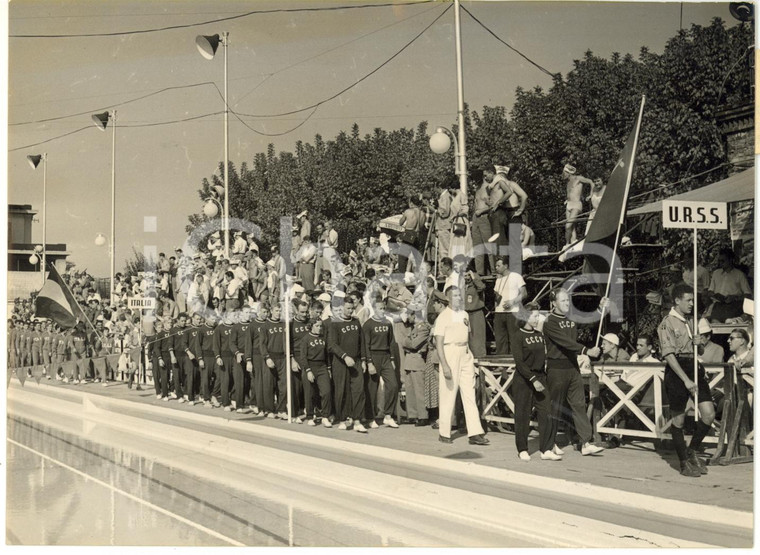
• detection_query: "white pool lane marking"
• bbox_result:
[7,438,246,547]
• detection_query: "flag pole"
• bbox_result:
[595,95,646,347]
[48,262,105,344]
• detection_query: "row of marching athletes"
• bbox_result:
[141,296,402,432]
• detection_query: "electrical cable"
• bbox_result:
[230,106,320,137]
[460,4,557,79]
[10,1,436,38]
[235,3,451,119]
[232,2,442,108]
[9,126,91,152]
[10,82,222,126]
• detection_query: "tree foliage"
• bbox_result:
[187,19,753,259]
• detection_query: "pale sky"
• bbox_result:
[6,0,742,277]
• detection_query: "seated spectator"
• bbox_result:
[707,248,752,323]
[696,318,725,364]
[728,328,754,371]
[629,335,660,363]
[600,333,630,362]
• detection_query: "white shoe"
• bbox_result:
[552,444,565,456]
[162,396,170,402]
[232,400,237,409]
[369,420,379,429]
[338,421,348,430]
[156,394,162,399]
[211,396,218,405]
[170,392,178,399]
[266,412,276,419]
[223,406,233,412]
[322,419,333,428]
[581,442,605,456]
[383,415,399,428]
[178,397,186,404]
[186,399,195,406]
[204,401,212,408]
[277,412,288,420]
[294,416,304,424]
[518,451,531,461]
[250,406,260,415]
[541,450,563,461]
[307,419,316,427]
[355,422,368,433]
[102,381,108,387]
[63,377,70,384]
[235,408,247,414]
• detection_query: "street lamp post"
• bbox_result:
[429,0,468,199]
[27,153,47,286]
[92,110,117,303]
[196,32,230,259]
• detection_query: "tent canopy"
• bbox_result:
[627,168,755,216]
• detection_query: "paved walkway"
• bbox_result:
[9,375,754,513]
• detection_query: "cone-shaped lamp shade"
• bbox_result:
[729,2,754,21]
[92,111,110,130]
[27,154,42,169]
[196,34,221,60]
[212,185,225,198]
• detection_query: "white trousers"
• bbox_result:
[439,345,484,439]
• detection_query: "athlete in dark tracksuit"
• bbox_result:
[290,307,311,420]
[182,315,203,405]
[156,323,174,400]
[261,306,294,417]
[198,317,217,406]
[302,319,332,424]
[245,305,270,413]
[326,304,366,427]
[363,308,398,425]
[230,315,251,411]
[512,320,552,456]
[212,317,235,409]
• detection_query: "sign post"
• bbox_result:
[663,200,728,421]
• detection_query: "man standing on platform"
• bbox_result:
[434,286,489,446]
[657,284,715,477]
[492,256,526,355]
[470,169,494,276]
[562,164,594,247]
[434,181,453,273]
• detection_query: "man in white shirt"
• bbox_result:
[232,231,248,255]
[434,286,488,446]
[186,272,210,316]
[223,271,243,311]
[492,256,526,355]
[707,248,752,322]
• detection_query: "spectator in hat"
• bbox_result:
[695,318,725,364]
[600,333,630,362]
[562,164,595,247]
[232,231,247,255]
[297,210,312,242]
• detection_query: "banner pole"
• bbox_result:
[693,229,700,422]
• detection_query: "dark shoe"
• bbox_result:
[431,421,439,430]
[679,460,702,478]
[438,435,453,444]
[135,385,143,391]
[468,434,490,446]
[405,418,417,425]
[687,449,708,475]
[415,419,429,427]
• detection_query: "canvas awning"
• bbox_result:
[627,168,755,216]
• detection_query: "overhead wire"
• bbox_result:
[9,126,91,152]
[9,0,436,38]
[235,3,452,119]
[459,4,558,79]
[232,1,442,108]
[10,82,222,126]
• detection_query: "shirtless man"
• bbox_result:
[562,164,595,246]
[471,169,494,276]
[487,165,528,253]
[584,177,606,235]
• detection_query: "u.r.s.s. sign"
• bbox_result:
[662,200,728,230]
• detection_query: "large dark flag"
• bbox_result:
[581,96,646,280]
[34,263,83,329]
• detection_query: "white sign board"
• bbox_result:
[662,200,728,230]
[128,297,156,310]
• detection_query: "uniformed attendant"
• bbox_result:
[362,297,398,429]
[302,318,332,427]
[657,284,715,477]
[433,286,488,445]
[512,303,557,461]
[542,288,604,456]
